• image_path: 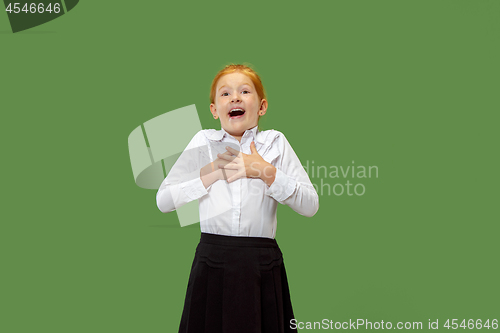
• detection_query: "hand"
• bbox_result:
[200,150,238,184]
[212,151,239,181]
[217,141,276,184]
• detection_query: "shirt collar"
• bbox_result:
[206,125,264,143]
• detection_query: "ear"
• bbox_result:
[210,103,218,118]
[259,99,268,116]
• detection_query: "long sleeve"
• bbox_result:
[156,131,212,213]
[265,133,319,217]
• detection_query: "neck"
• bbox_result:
[224,129,244,142]
[223,125,257,142]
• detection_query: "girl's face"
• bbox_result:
[210,72,267,140]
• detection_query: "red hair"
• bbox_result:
[210,64,267,104]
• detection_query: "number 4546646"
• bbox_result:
[5,3,61,14]
[444,319,498,329]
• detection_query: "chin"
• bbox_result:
[224,122,257,136]
[227,123,245,131]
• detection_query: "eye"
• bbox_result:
[221,92,229,96]
[242,90,250,94]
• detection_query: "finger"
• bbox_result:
[250,141,258,154]
[227,173,240,183]
[217,152,237,161]
[217,160,229,167]
[225,146,242,156]
[219,163,238,170]
[227,170,243,183]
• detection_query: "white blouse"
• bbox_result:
[156,125,319,239]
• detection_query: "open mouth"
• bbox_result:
[229,108,245,119]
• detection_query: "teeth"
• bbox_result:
[229,109,245,118]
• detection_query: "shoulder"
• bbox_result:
[255,129,291,162]
[256,128,285,143]
[185,129,225,151]
[184,129,211,149]
[189,129,222,142]
[256,129,291,148]
[200,129,224,141]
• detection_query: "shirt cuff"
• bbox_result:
[265,168,296,202]
[179,176,209,201]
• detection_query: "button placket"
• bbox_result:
[228,139,240,235]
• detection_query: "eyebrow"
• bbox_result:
[218,83,253,91]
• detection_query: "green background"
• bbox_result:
[1,0,498,332]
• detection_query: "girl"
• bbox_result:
[156,64,319,333]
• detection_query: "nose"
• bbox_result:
[231,93,241,103]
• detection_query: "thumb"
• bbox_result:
[250,141,258,154]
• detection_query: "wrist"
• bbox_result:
[215,168,225,181]
[200,165,224,188]
[260,162,276,186]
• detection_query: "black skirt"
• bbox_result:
[179,232,297,333]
